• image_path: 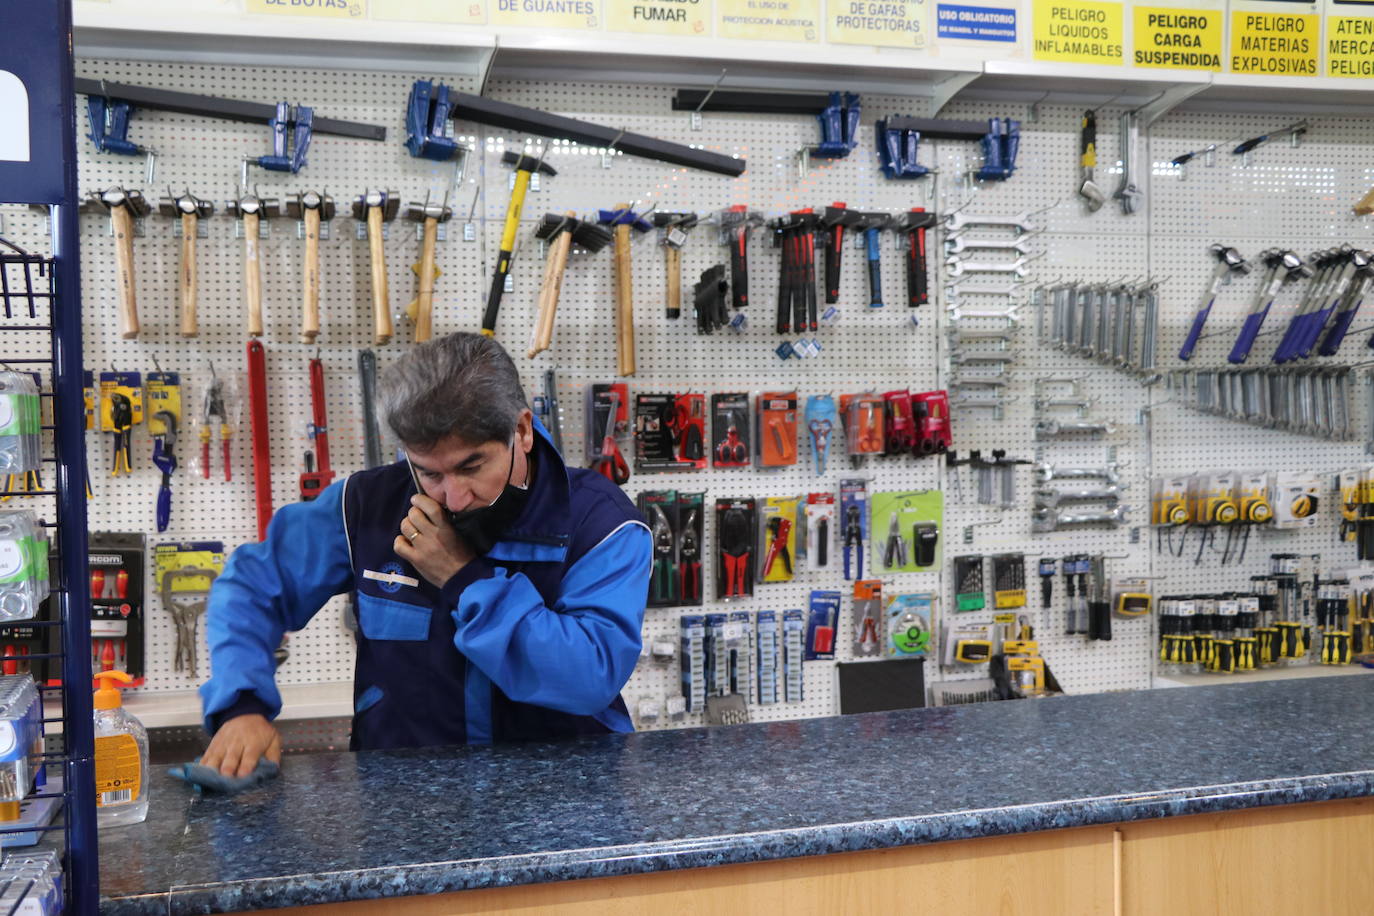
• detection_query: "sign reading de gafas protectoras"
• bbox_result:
[829,0,930,47]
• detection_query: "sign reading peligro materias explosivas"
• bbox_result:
[1326,0,1374,77]
[1229,0,1320,75]
[1132,0,1223,70]
[828,0,930,47]
[1032,0,1124,63]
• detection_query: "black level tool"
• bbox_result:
[75,77,386,140]
[452,91,745,176]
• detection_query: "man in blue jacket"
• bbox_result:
[199,333,651,778]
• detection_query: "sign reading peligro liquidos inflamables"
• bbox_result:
[1229,0,1320,75]
[1032,0,1124,64]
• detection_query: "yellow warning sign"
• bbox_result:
[1229,11,1320,75]
[718,0,821,42]
[246,0,366,17]
[1032,0,1124,64]
[1133,6,1222,70]
[1327,16,1374,77]
[491,0,601,28]
[371,0,487,23]
[607,0,711,35]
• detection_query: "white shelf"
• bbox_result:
[1155,665,1374,689]
[47,681,353,733]
[70,9,1374,113]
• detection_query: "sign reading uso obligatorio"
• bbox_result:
[936,3,1017,42]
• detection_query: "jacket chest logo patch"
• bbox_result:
[363,562,419,592]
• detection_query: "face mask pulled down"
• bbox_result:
[409,438,532,557]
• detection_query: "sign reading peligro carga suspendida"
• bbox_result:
[1132,0,1224,70]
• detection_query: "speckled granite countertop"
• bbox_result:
[100,676,1374,915]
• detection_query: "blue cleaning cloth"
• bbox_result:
[169,758,280,795]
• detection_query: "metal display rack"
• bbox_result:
[1,1,100,913]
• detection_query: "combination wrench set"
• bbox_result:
[1035,278,1160,379]
[943,209,1050,421]
[1032,454,1130,533]
[1031,374,1128,532]
[1170,365,1356,440]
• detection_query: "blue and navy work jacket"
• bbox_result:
[198,424,652,749]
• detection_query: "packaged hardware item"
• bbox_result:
[757,391,798,468]
[0,373,41,476]
[0,848,62,914]
[0,675,42,824]
[715,498,757,600]
[711,392,751,469]
[759,496,800,584]
[0,514,48,624]
[887,592,935,658]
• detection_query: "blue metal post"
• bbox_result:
[51,1,100,911]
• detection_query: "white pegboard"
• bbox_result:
[1,55,1371,731]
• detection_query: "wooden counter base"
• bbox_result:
[273,797,1374,915]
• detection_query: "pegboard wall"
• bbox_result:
[1,53,1371,734]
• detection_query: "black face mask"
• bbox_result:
[415,437,533,557]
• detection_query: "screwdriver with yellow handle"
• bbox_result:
[482,151,558,339]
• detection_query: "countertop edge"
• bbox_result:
[110,770,1374,915]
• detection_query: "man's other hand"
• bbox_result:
[395,493,473,587]
[202,714,282,779]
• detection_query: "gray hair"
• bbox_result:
[380,333,529,449]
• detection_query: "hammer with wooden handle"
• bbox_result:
[91,188,150,339]
[158,191,215,338]
[598,204,652,377]
[353,190,400,345]
[228,191,280,338]
[285,191,335,345]
[404,194,452,343]
[651,212,698,320]
[527,214,612,359]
